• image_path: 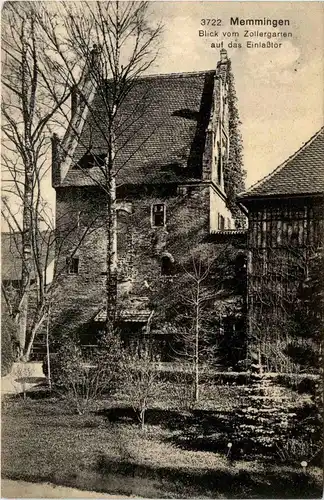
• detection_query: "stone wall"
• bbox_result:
[50,181,244,352]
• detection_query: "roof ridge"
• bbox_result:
[131,69,216,80]
[239,126,324,198]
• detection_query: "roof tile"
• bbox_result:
[239,127,324,199]
[61,71,216,187]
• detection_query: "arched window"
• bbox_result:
[161,252,174,276]
[235,253,247,275]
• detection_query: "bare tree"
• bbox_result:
[1,1,72,357]
[172,254,225,402]
[120,341,160,430]
[38,1,163,331]
[1,195,101,360]
[151,245,235,403]
[2,1,161,357]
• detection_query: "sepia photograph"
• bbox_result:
[1,1,323,498]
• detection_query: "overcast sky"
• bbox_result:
[149,1,324,188]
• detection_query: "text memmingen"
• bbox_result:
[230,17,290,28]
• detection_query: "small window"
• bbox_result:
[227,218,231,230]
[161,254,174,276]
[218,213,225,231]
[67,257,79,274]
[152,203,166,227]
[177,186,187,196]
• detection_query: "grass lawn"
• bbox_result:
[1,383,323,499]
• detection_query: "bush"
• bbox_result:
[276,438,322,466]
[1,313,19,376]
[120,342,161,429]
[277,373,318,395]
[44,333,123,414]
[42,352,60,381]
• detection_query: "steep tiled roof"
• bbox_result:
[239,127,324,199]
[61,70,216,187]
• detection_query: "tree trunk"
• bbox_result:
[19,15,34,356]
[20,163,33,355]
[46,312,52,390]
[106,172,118,331]
[24,306,46,361]
[140,407,145,430]
[194,294,200,403]
[18,296,28,355]
[194,353,199,402]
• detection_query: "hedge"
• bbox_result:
[1,313,18,376]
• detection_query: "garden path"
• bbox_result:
[1,479,131,498]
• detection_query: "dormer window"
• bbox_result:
[152,203,166,227]
[73,153,106,169]
[177,186,188,196]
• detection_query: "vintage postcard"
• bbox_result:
[1,1,323,498]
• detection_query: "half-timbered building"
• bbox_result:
[239,127,324,370]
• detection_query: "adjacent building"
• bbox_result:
[239,127,324,370]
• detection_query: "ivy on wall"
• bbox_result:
[225,60,246,229]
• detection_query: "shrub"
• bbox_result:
[276,438,322,466]
[120,342,161,430]
[1,313,19,376]
[169,363,195,410]
[42,353,60,382]
[45,333,123,414]
[277,373,318,393]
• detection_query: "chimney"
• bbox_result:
[51,133,61,187]
[90,44,101,65]
[88,44,102,77]
[70,45,100,121]
[220,48,228,62]
[217,49,229,84]
[71,85,78,120]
